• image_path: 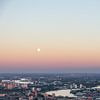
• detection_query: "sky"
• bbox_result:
[0,0,100,73]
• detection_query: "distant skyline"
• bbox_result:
[0,0,100,73]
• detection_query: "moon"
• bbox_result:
[37,48,40,52]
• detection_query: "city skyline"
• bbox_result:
[0,0,100,73]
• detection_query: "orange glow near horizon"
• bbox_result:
[0,44,100,70]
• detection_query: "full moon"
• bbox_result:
[37,48,40,52]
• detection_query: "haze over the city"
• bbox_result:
[0,0,100,73]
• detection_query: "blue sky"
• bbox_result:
[0,0,100,73]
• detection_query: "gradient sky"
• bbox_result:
[0,0,100,73]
